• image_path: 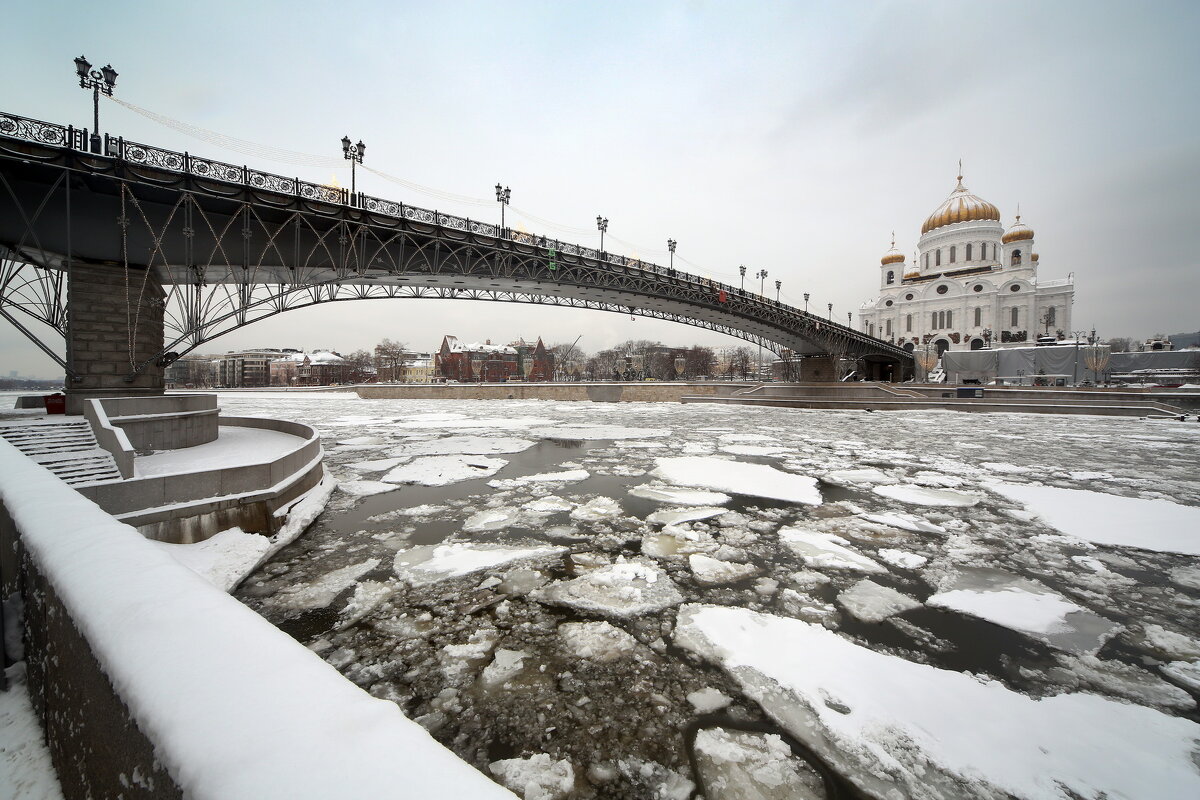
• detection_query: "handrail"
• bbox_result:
[0,109,909,361]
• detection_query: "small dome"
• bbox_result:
[1031,252,1040,262]
[1002,214,1035,244]
[922,174,1001,234]
[881,234,905,265]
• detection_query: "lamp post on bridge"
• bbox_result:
[756,269,768,296]
[596,216,608,254]
[775,280,781,303]
[341,136,365,202]
[827,302,832,320]
[73,56,117,153]
[739,265,746,291]
[495,184,511,234]
[668,239,676,271]
[847,312,852,327]
[803,292,810,314]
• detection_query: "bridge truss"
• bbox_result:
[0,110,912,381]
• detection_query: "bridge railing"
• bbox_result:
[0,109,907,360]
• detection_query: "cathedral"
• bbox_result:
[858,172,1075,355]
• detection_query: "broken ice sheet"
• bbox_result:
[837,579,921,623]
[927,567,1119,654]
[559,621,640,662]
[860,511,946,534]
[386,435,535,457]
[270,558,381,611]
[488,753,574,800]
[646,506,728,526]
[693,728,827,800]
[393,543,565,586]
[778,527,886,574]
[381,454,508,486]
[533,559,684,618]
[872,484,981,507]
[821,468,899,487]
[628,483,732,506]
[675,604,1200,800]
[651,457,822,505]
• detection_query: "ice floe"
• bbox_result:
[382,454,508,486]
[463,508,524,532]
[837,579,921,623]
[488,469,589,489]
[928,568,1119,654]
[778,528,886,573]
[861,511,946,534]
[489,753,574,800]
[534,560,684,618]
[652,457,822,505]
[872,484,981,507]
[675,604,1200,800]
[345,457,408,473]
[876,549,929,569]
[689,554,761,586]
[569,496,623,522]
[387,435,535,457]
[821,468,899,487]
[271,558,380,611]
[528,424,670,440]
[523,495,575,514]
[692,728,826,800]
[628,484,732,506]
[686,688,732,713]
[393,543,565,586]
[558,621,639,663]
[646,506,728,526]
[338,479,401,497]
[987,482,1200,555]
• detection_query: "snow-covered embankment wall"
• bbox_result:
[0,439,517,800]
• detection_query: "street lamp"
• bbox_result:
[74,55,117,153]
[827,302,833,320]
[803,292,810,313]
[1071,329,1088,386]
[596,216,608,253]
[667,238,676,271]
[739,265,746,291]
[495,184,511,233]
[775,279,781,303]
[847,312,852,327]
[756,269,768,296]
[340,135,365,200]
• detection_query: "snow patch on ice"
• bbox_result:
[778,528,886,574]
[154,528,271,593]
[652,457,822,505]
[393,543,565,586]
[837,579,921,623]
[382,455,508,486]
[629,484,732,506]
[534,560,684,618]
[489,753,574,800]
[872,484,981,507]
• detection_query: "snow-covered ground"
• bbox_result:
[220,392,1200,799]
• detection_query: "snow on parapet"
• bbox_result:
[0,440,516,800]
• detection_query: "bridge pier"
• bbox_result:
[65,263,165,415]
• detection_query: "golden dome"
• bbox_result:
[880,232,905,265]
[921,174,1001,234]
[1002,214,1035,244]
[1031,252,1040,262]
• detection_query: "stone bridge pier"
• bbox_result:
[65,263,165,415]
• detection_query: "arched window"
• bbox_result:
[946,310,953,328]
[869,323,875,337]
[1011,249,1022,266]
[950,246,956,263]
[906,314,912,332]
[923,253,928,269]
[974,307,982,327]
[1011,307,1019,327]
[886,270,894,285]
[966,243,973,261]
[935,249,942,266]
[931,311,938,329]
[1046,306,1056,325]
[886,319,892,336]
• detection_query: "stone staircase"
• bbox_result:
[0,419,123,485]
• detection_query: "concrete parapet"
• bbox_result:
[355,381,753,403]
[86,394,218,453]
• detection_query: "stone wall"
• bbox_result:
[356,382,751,403]
[66,263,165,414]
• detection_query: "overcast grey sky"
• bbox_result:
[3,0,1198,377]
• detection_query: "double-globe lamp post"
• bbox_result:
[341,136,365,201]
[74,56,117,153]
[756,269,768,296]
[596,216,608,253]
[803,292,810,314]
[667,239,676,271]
[495,184,511,233]
[775,280,781,303]
[739,265,746,291]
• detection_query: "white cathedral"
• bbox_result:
[858,172,1075,355]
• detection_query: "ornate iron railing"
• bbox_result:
[0,109,909,362]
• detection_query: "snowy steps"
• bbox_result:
[0,420,123,485]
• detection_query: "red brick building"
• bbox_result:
[435,336,520,382]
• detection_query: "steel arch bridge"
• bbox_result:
[0,110,912,383]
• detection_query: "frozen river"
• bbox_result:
[220,393,1200,799]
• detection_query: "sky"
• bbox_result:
[2,0,1198,377]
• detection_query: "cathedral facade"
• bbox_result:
[858,173,1075,355]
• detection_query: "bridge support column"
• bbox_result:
[65,263,165,415]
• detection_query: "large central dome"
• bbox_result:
[921,176,1001,234]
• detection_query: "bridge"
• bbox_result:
[0,110,913,410]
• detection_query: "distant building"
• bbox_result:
[269,351,348,386]
[403,357,435,384]
[374,347,433,382]
[859,171,1075,356]
[508,338,556,382]
[215,348,298,387]
[164,354,218,388]
[435,336,521,382]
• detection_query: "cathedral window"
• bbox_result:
[931,312,938,329]
[935,249,942,266]
[1011,307,1019,327]
[1011,249,1022,266]
[950,246,956,263]
[923,253,928,269]
[936,284,948,294]
[886,319,892,336]
[974,307,982,326]
[1046,306,1056,325]
[946,310,953,328]
[886,271,894,285]
[966,243,973,261]
[906,314,912,332]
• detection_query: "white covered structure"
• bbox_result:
[859,173,1075,355]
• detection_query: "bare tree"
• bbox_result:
[684,346,714,379]
[374,338,409,381]
[343,349,375,384]
[1106,337,1133,353]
